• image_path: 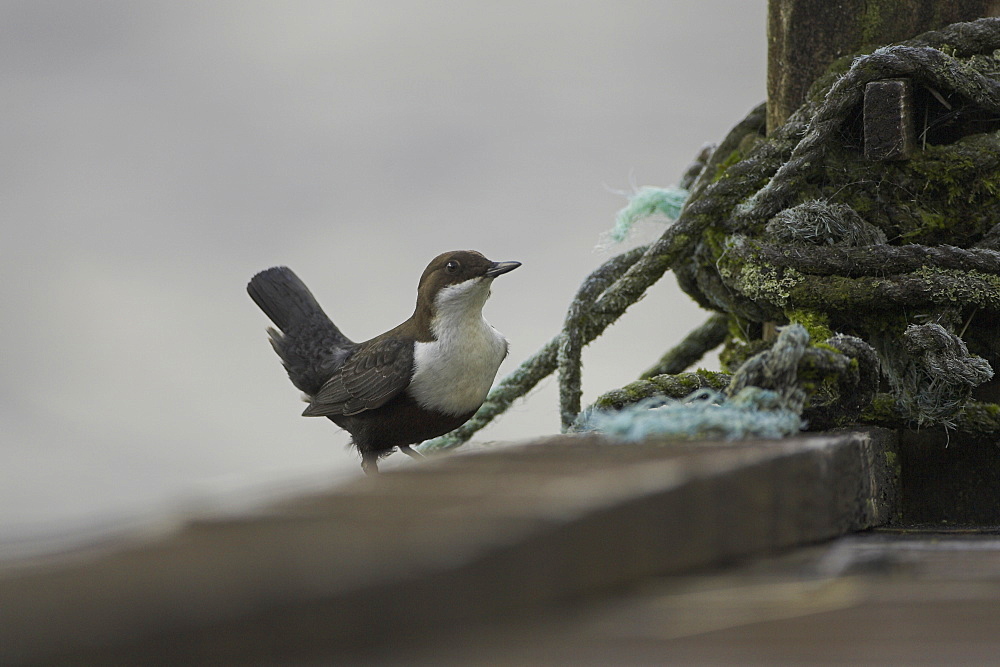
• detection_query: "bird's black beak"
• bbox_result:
[484,261,521,278]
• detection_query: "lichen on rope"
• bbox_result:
[423,17,1000,452]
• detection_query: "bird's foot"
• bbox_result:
[361,455,379,475]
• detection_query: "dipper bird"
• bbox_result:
[247,250,520,474]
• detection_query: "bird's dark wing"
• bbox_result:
[301,338,414,417]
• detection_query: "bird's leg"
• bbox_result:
[398,445,424,460]
[361,452,379,475]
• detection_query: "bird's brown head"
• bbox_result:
[412,250,520,332]
[418,250,518,291]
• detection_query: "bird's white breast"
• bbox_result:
[408,279,509,416]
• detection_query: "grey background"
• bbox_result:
[1,1,766,554]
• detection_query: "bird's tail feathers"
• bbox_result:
[248,266,353,394]
[247,267,340,334]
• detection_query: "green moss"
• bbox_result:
[712,149,744,183]
[861,397,1000,435]
[695,368,728,384]
[858,1,886,46]
[719,337,772,374]
[712,133,766,184]
[591,371,730,411]
[716,246,808,310]
[862,393,900,422]
[777,267,1000,317]
[701,226,732,264]
[909,134,1000,200]
[739,263,806,307]
[884,449,898,468]
[916,267,1000,309]
[810,128,1000,248]
[785,309,834,343]
[726,314,749,342]
[903,209,950,241]
[957,400,1000,434]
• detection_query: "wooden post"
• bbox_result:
[761,0,998,342]
[767,1,1000,524]
[766,0,1000,133]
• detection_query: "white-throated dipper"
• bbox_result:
[248,250,520,474]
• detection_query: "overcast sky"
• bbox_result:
[0,1,766,556]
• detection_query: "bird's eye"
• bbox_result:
[445,260,460,274]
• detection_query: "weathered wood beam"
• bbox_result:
[1,431,898,664]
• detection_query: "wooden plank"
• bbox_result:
[1,429,898,665]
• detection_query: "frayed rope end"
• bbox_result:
[610,186,689,243]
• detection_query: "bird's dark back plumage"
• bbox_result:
[247,266,354,395]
